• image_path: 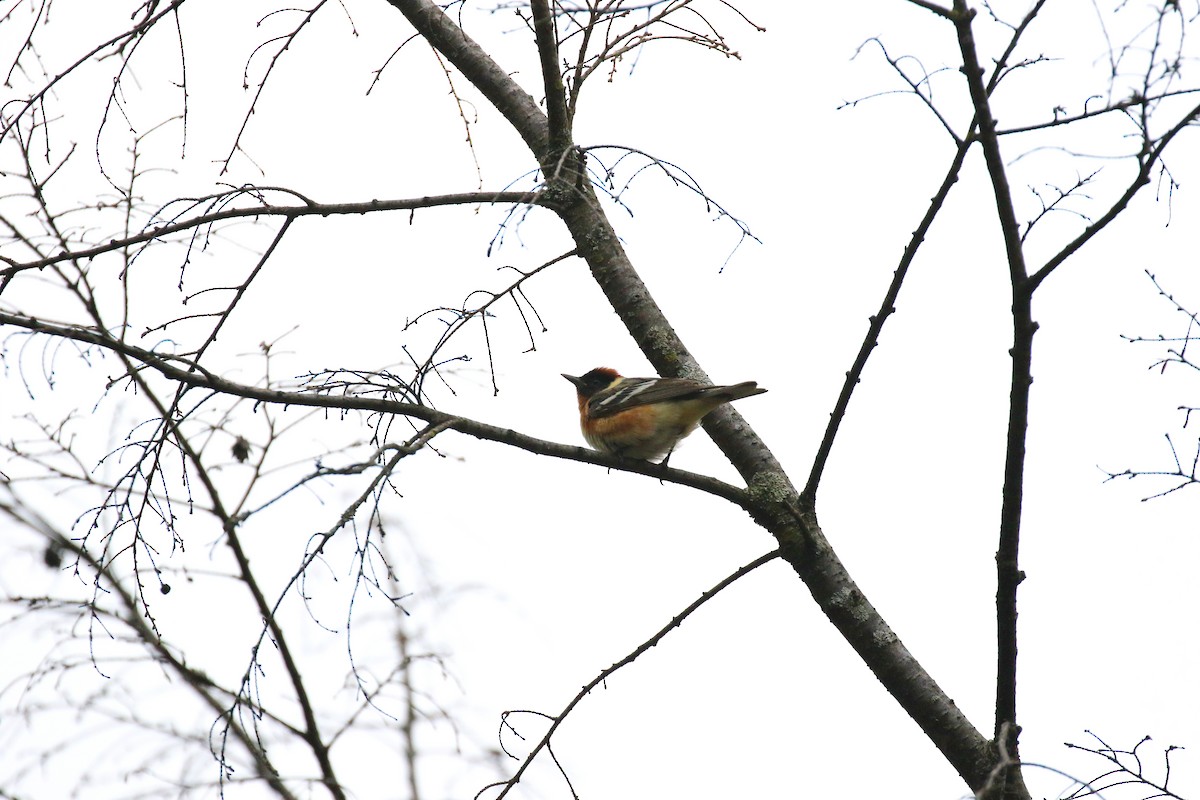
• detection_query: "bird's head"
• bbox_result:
[561,367,621,399]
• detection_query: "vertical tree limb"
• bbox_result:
[953,3,1034,797]
[530,0,570,151]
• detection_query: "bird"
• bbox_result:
[562,367,766,462]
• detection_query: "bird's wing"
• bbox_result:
[587,377,709,418]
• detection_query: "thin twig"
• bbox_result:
[479,548,782,800]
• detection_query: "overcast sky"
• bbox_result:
[1,2,1198,799]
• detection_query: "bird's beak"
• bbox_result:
[561,373,584,389]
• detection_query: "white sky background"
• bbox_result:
[1,1,1198,798]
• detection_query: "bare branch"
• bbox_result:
[0,188,541,280]
[1063,732,1188,800]
[1027,99,1200,291]
[0,0,190,145]
[0,309,757,510]
[222,1,331,174]
[906,0,955,18]
[481,548,782,800]
[0,483,304,800]
[952,6,1036,791]
[531,0,570,151]
[403,249,576,397]
[997,87,1200,136]
[841,37,962,144]
[804,137,972,503]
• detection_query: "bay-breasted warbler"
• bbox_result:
[562,367,766,462]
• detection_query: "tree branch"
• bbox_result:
[0,487,304,800]
[530,0,571,150]
[385,0,551,159]
[1027,99,1200,292]
[0,0,191,144]
[483,548,783,800]
[804,135,972,502]
[106,323,349,800]
[388,1,999,790]
[953,4,1034,796]
[0,310,755,511]
[906,0,956,18]
[0,190,542,282]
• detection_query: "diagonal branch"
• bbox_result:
[1027,98,1200,292]
[482,548,783,800]
[386,0,1000,791]
[386,0,550,158]
[107,329,349,800]
[804,135,972,502]
[906,0,955,18]
[0,0,190,145]
[0,487,304,800]
[223,1,329,174]
[808,0,1047,504]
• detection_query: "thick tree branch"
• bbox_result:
[385,0,550,158]
[386,0,1000,791]
[530,0,570,150]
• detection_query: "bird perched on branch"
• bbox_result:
[562,367,766,463]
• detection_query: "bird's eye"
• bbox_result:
[581,371,613,394]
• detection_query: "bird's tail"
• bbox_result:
[708,381,767,402]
